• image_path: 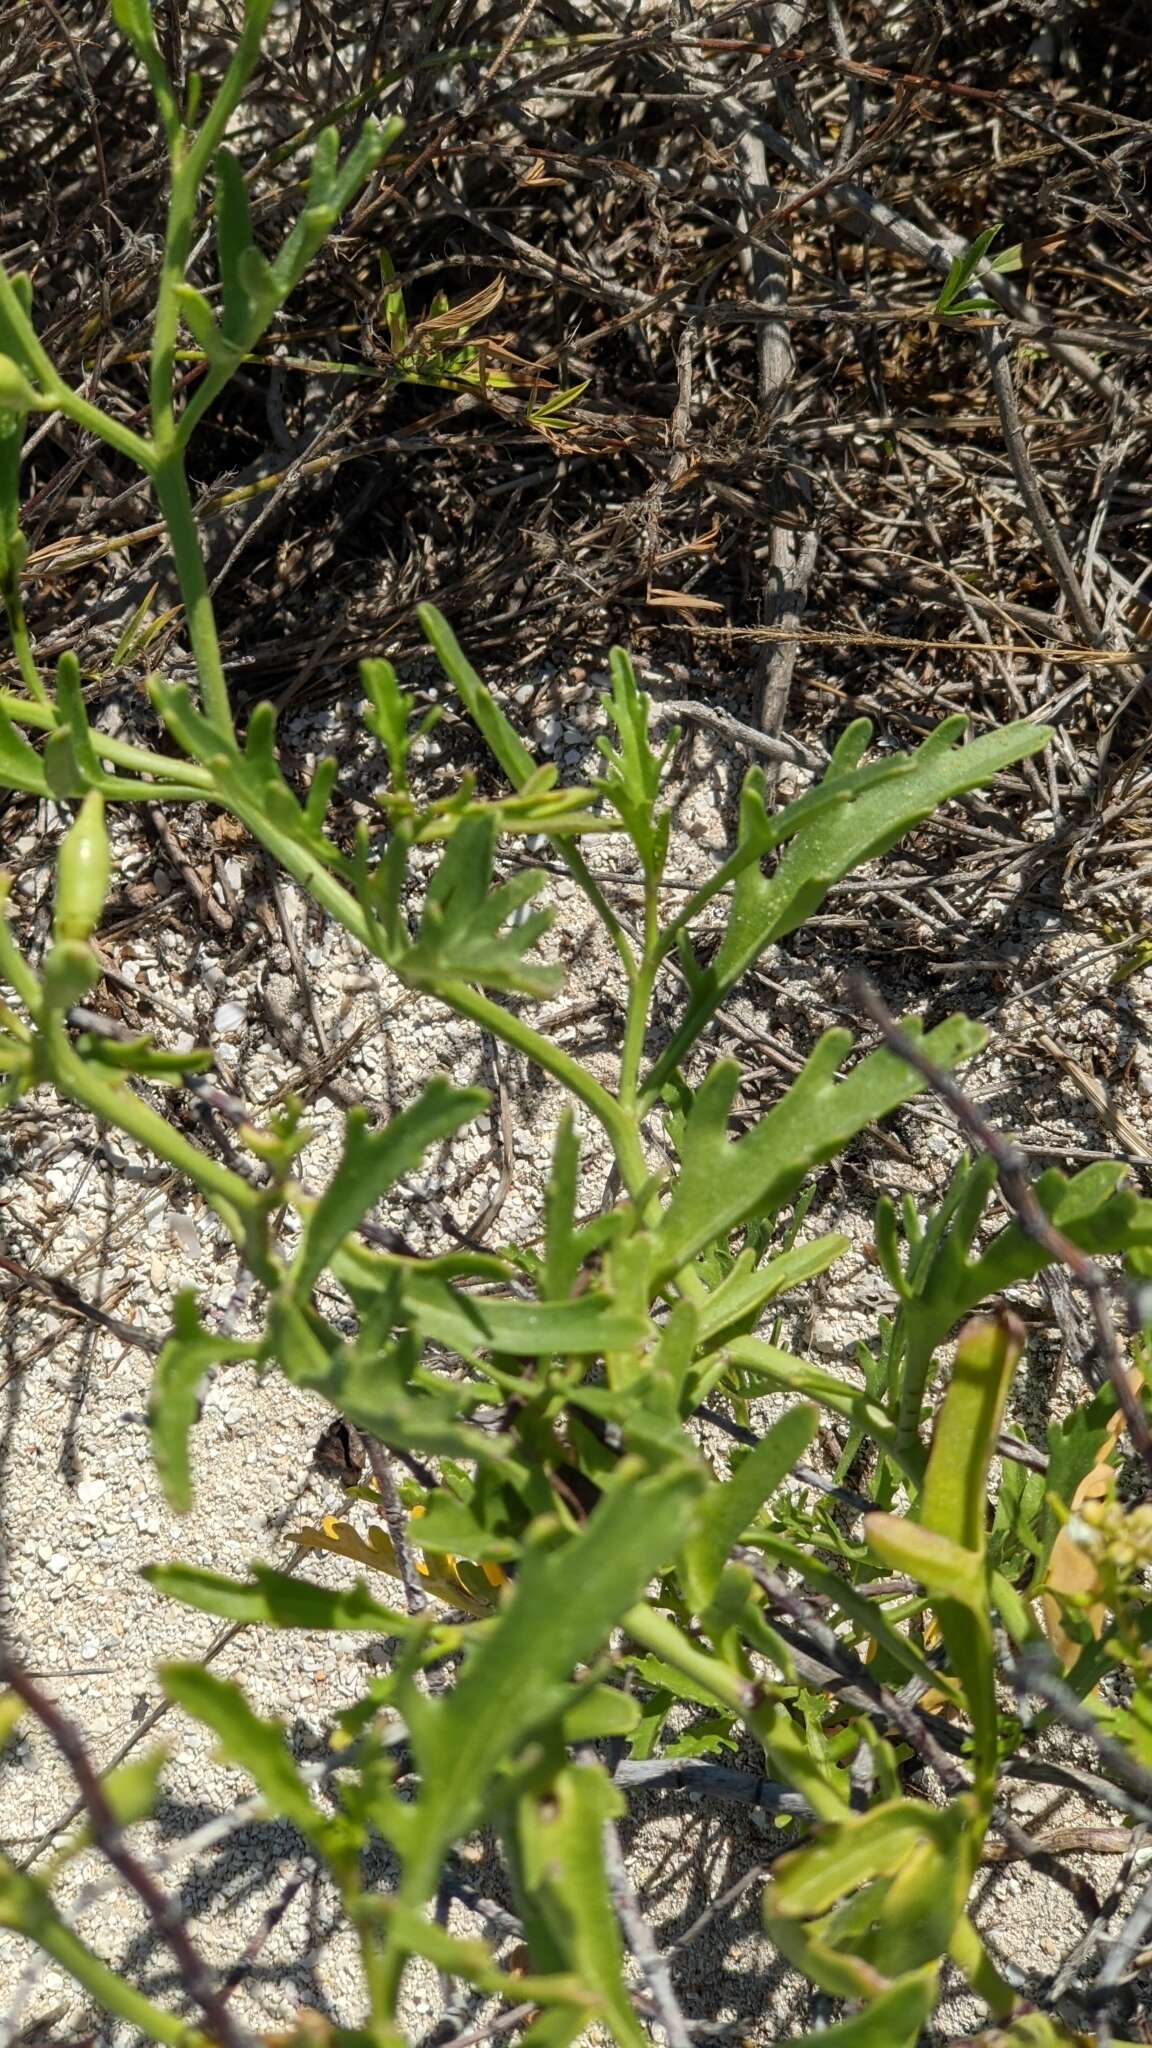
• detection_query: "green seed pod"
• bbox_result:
[54,791,110,943]
[41,940,101,1013]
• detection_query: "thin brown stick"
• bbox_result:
[600,1808,694,2048]
[364,1435,428,1614]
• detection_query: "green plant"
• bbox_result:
[2,11,1151,2048]
[934,224,1023,319]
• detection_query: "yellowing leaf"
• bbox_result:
[1042,1369,1140,1665]
[292,1513,504,1616]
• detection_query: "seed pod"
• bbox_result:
[42,940,101,1012]
[54,790,110,943]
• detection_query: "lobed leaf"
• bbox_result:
[655,1015,985,1279]
[149,1292,262,1513]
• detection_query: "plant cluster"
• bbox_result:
[1,10,1151,2048]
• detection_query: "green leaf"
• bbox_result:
[864,1516,984,1606]
[142,1561,412,1634]
[149,1292,262,1513]
[400,1267,651,1360]
[879,1312,1023,1776]
[76,1030,214,1078]
[559,1684,641,1743]
[289,1081,486,1297]
[1042,1389,1118,1567]
[866,1509,995,1777]
[269,119,402,307]
[695,1234,849,1347]
[543,1110,582,1299]
[53,653,104,789]
[361,655,426,789]
[920,1312,1024,1554]
[272,1307,508,1464]
[624,1653,728,1712]
[655,1015,985,1279]
[934,224,1022,317]
[419,603,537,789]
[725,1336,904,1466]
[646,716,1049,1096]
[0,267,37,385]
[683,1404,817,1607]
[0,1859,191,2047]
[401,1457,701,1862]
[773,1963,938,2046]
[503,1763,648,2048]
[159,1666,321,1838]
[214,146,256,344]
[355,1897,592,2014]
[595,648,672,881]
[173,285,233,365]
[765,1797,978,1997]
[398,813,562,997]
[0,700,49,796]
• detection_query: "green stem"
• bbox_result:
[0,263,153,471]
[1,692,214,793]
[436,979,647,1197]
[560,838,636,985]
[1,579,50,707]
[151,460,235,739]
[652,843,753,970]
[0,903,42,1012]
[948,1914,1016,2019]
[0,1865,209,2048]
[148,0,275,447]
[44,1019,256,1245]
[638,991,719,1114]
[50,385,155,473]
[623,1603,756,1716]
[617,872,659,1111]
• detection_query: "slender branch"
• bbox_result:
[981,327,1104,650]
[364,1435,428,1614]
[600,1805,694,2048]
[612,1758,809,1817]
[0,1655,244,2048]
[151,460,236,740]
[740,1556,969,1797]
[850,974,1152,1475]
[437,979,648,1198]
[0,693,214,792]
[1009,1645,1152,1819]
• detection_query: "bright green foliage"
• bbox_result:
[870,1314,1024,1784]
[934,223,1023,318]
[501,1762,648,2048]
[875,1152,1152,1459]
[1,9,1149,2048]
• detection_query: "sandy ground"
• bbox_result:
[2,655,1151,2043]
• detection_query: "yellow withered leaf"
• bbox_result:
[1041,1369,1141,1667]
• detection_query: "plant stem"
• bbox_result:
[44,1018,257,1245]
[947,1914,1016,2019]
[1,581,49,706]
[52,386,156,472]
[0,1866,209,2048]
[437,979,647,1196]
[617,874,659,1111]
[151,460,236,739]
[0,693,214,791]
[623,1603,757,1717]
